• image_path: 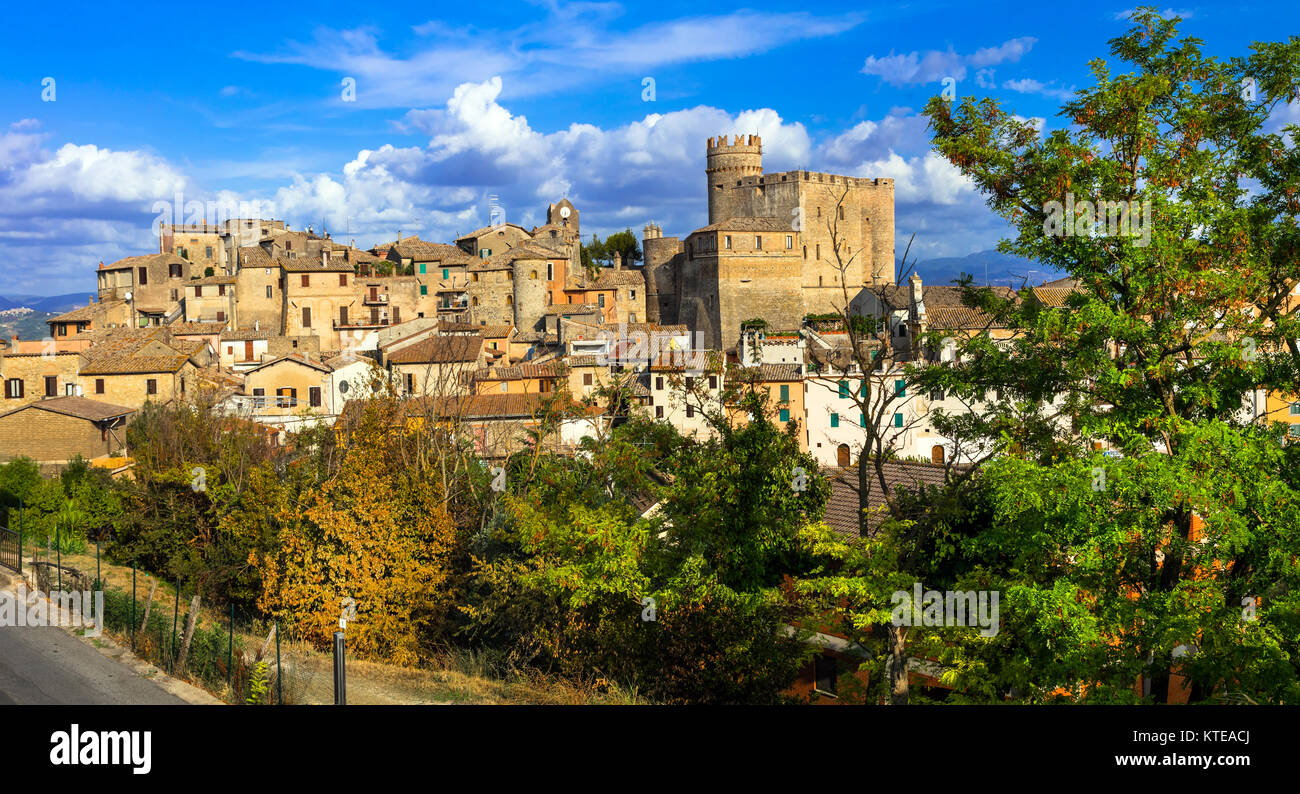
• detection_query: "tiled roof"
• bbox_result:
[545,303,601,315]
[49,300,124,324]
[80,353,191,375]
[0,396,135,423]
[98,253,186,271]
[823,461,952,538]
[170,322,226,336]
[238,246,272,266]
[188,274,236,286]
[245,353,334,374]
[649,350,723,372]
[691,217,794,233]
[456,223,530,240]
[221,329,273,341]
[471,360,568,381]
[390,240,475,264]
[568,267,644,289]
[386,334,483,365]
[279,257,354,273]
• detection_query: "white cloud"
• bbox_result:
[234,9,863,109]
[1002,78,1076,101]
[861,36,1037,86]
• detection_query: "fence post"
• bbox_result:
[16,525,21,575]
[95,542,100,591]
[55,525,61,592]
[171,583,180,673]
[130,562,136,649]
[227,602,234,695]
[276,620,282,706]
[333,632,346,705]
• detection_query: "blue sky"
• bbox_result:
[0,1,1295,295]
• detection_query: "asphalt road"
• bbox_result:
[0,576,187,705]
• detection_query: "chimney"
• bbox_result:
[909,272,923,306]
[613,251,623,271]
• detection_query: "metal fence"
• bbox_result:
[0,526,20,573]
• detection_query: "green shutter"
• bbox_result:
[779,408,790,422]
[779,384,789,403]
[830,413,839,428]
[420,285,428,296]
[894,412,904,428]
[442,268,449,279]
[838,381,849,398]
[895,379,906,397]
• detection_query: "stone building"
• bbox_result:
[96,253,194,326]
[0,396,134,467]
[643,135,896,350]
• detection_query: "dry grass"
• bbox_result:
[45,549,644,705]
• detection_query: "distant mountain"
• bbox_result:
[0,293,92,314]
[904,249,1066,288]
[0,308,56,341]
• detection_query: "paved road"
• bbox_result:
[0,575,186,705]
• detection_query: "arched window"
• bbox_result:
[836,444,850,467]
[506,295,513,306]
[472,296,480,306]
[530,270,538,279]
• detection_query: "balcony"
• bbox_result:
[363,294,389,305]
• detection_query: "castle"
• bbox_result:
[642,135,896,349]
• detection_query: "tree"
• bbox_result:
[908,8,1300,702]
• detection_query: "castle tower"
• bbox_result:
[642,222,682,325]
[511,255,549,333]
[706,135,763,224]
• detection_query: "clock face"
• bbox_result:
[559,206,571,219]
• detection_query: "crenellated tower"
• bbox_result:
[706,134,763,224]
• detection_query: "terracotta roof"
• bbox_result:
[545,303,601,315]
[188,274,236,286]
[49,301,123,324]
[471,360,568,381]
[98,253,187,271]
[649,350,723,372]
[386,334,483,365]
[80,353,191,375]
[823,461,952,538]
[245,353,334,375]
[221,329,273,341]
[238,246,272,266]
[692,217,794,233]
[170,322,226,336]
[390,241,475,264]
[568,267,644,289]
[0,396,135,423]
[456,223,530,241]
[279,257,354,273]
[738,363,805,381]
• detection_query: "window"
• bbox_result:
[44,376,57,397]
[838,381,849,399]
[930,389,945,402]
[95,379,105,395]
[275,388,297,408]
[339,306,348,326]
[252,388,265,408]
[4,378,22,399]
[656,406,664,419]
[785,235,793,249]
[420,285,428,296]
[309,387,322,408]
[779,408,790,422]
[631,289,636,300]
[1291,424,1300,437]
[830,412,839,428]
[405,373,415,393]
[301,275,310,287]
[893,412,904,428]
[205,246,213,259]
[583,373,593,386]
[1291,402,1300,416]
[266,285,273,299]
[170,289,178,302]
[146,379,158,396]
[216,311,225,323]
[169,263,182,278]
[195,285,204,298]
[598,294,605,308]
[686,405,694,418]
[724,235,732,249]
[442,268,449,280]
[838,205,845,220]
[755,236,762,250]
[895,379,906,397]
[530,270,538,280]
[66,383,78,397]
[547,263,553,281]
[685,376,694,389]
[813,655,838,697]
[339,274,348,287]
[137,267,148,286]
[302,307,311,328]
[506,295,513,306]
[779,384,789,403]
[860,413,866,427]
[655,376,664,390]
[418,263,427,274]
[709,375,718,389]
[816,244,821,260]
